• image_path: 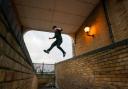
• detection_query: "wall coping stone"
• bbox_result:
[56,38,128,65]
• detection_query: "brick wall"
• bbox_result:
[0,0,38,89]
[37,74,55,88]
[75,3,112,55]
[55,39,128,89]
[56,1,128,89]
[75,0,128,56]
[107,0,128,42]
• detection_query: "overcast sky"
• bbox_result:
[24,30,73,64]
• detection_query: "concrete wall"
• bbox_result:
[75,2,112,55]
[0,0,38,89]
[55,39,128,89]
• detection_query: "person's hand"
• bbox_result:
[49,37,55,39]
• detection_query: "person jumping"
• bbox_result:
[44,26,66,57]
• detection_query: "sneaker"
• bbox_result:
[63,52,66,57]
[44,50,49,54]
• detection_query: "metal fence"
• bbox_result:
[33,63,55,74]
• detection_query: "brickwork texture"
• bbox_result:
[0,2,38,89]
[75,0,128,56]
[37,74,55,88]
[75,2,111,56]
[107,0,128,42]
[55,39,128,89]
[55,0,128,89]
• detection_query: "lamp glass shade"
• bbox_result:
[84,27,90,32]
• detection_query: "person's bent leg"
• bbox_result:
[57,42,66,57]
[47,41,57,52]
[44,41,57,53]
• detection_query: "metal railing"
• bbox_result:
[33,63,55,74]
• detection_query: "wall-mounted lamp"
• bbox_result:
[84,27,94,37]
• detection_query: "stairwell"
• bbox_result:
[0,0,128,89]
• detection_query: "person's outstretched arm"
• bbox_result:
[49,37,55,39]
[49,33,56,39]
[55,28,63,31]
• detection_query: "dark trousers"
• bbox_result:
[47,40,65,54]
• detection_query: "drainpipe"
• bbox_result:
[102,0,115,43]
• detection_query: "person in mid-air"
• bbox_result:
[44,26,66,57]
